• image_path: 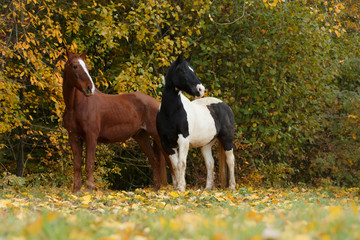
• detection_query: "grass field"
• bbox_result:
[0,184,359,240]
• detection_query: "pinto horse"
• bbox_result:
[156,54,236,191]
[62,49,170,192]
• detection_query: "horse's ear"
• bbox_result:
[80,50,88,60]
[186,55,192,63]
[66,48,72,59]
[176,52,184,64]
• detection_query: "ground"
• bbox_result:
[0,185,359,239]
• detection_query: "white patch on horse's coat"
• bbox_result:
[201,144,216,190]
[177,134,189,191]
[179,93,217,148]
[168,134,190,191]
[225,149,236,190]
[188,66,194,72]
[193,97,222,106]
[78,59,95,94]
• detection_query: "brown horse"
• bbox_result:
[62,49,171,192]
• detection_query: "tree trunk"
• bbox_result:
[16,84,25,177]
[16,127,25,177]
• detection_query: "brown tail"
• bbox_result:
[153,141,169,187]
[217,142,228,188]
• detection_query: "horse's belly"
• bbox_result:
[98,124,138,143]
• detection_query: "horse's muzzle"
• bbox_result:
[84,85,94,97]
[196,84,205,98]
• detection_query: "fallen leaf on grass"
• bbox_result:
[80,194,92,205]
[170,191,179,198]
[0,199,12,208]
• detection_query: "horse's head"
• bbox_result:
[64,48,95,97]
[166,54,205,97]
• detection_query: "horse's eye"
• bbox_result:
[73,65,78,69]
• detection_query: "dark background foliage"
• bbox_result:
[1,0,360,189]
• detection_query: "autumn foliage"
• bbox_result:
[1,0,360,189]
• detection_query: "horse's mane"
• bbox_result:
[166,56,188,80]
[166,59,178,79]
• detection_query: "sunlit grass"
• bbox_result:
[0,185,360,239]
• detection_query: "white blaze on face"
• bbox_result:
[196,84,205,97]
[78,59,95,94]
[188,66,195,72]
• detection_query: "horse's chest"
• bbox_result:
[63,108,93,135]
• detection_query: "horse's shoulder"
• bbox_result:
[132,92,159,108]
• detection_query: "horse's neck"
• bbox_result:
[161,85,188,115]
[63,78,82,111]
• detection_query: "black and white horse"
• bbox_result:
[156,54,236,191]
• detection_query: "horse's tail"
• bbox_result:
[217,142,228,188]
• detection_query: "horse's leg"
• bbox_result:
[133,131,161,190]
[85,134,97,191]
[201,144,215,191]
[153,141,168,187]
[225,149,236,190]
[177,135,189,191]
[69,134,83,193]
[154,138,175,187]
[168,151,179,190]
[165,154,176,188]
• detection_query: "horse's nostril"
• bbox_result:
[87,85,92,93]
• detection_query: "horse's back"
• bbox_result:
[97,91,159,112]
[185,96,235,148]
[87,91,159,142]
[192,97,234,124]
[192,97,222,106]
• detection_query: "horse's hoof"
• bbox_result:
[85,181,95,191]
[174,186,186,192]
[73,185,82,193]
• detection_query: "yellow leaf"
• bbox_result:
[329,206,343,218]
[160,216,166,228]
[81,194,92,205]
[278,210,288,223]
[170,191,179,198]
[320,234,331,240]
[272,0,278,7]
[349,200,358,214]
[247,211,263,222]
[352,133,357,140]
[25,215,43,236]
[0,199,12,208]
[335,30,341,37]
